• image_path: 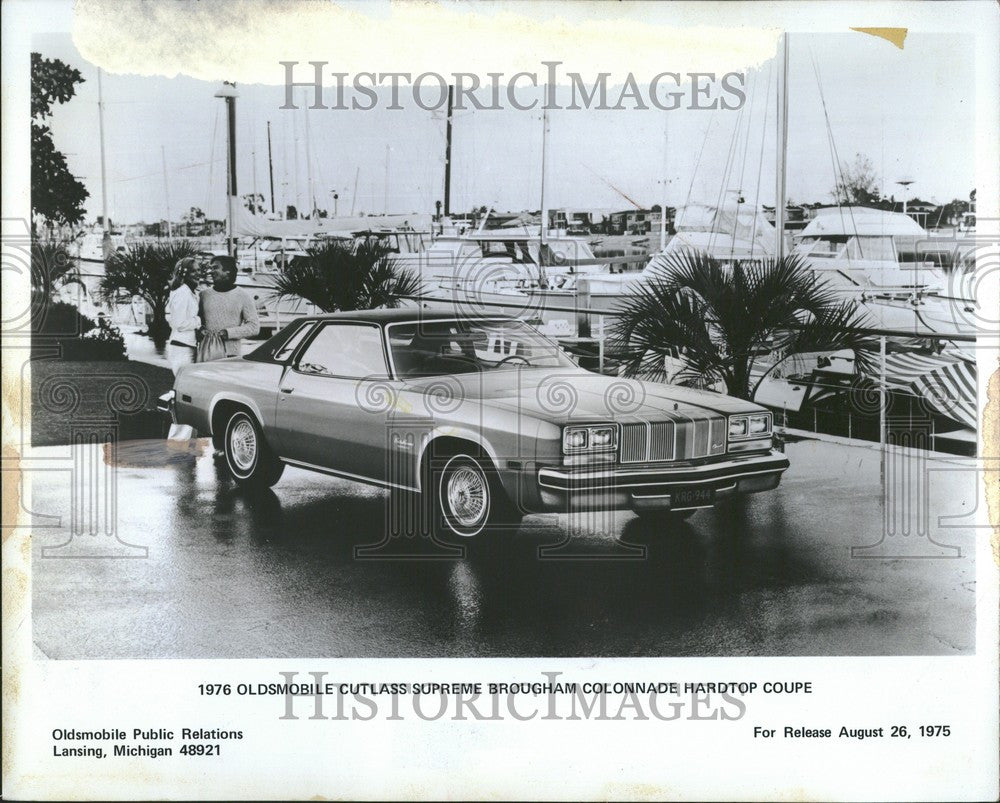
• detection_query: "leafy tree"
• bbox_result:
[101,241,197,344]
[610,250,874,400]
[834,153,881,206]
[31,53,89,228]
[934,198,971,227]
[274,239,422,313]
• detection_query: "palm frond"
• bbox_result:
[613,250,877,399]
[274,239,423,313]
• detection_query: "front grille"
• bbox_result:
[620,417,726,463]
[620,423,647,463]
[649,421,675,461]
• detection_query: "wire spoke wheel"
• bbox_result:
[228,419,257,472]
[446,465,487,528]
[222,410,284,488]
[436,454,493,538]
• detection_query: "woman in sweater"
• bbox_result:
[166,257,201,374]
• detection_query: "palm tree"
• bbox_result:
[101,240,197,345]
[273,238,422,313]
[610,251,874,401]
[30,238,75,299]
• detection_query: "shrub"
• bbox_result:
[32,299,94,338]
[31,300,126,361]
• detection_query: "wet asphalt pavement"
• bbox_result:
[30,438,976,658]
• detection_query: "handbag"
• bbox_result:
[196,331,227,363]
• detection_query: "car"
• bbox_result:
[160,310,789,540]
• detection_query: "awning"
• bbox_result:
[876,351,977,429]
[807,351,977,429]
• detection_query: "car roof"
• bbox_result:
[300,308,516,325]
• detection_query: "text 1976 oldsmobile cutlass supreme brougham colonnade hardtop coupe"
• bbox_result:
[162,310,788,539]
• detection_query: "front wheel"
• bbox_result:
[432,453,520,540]
[223,410,285,488]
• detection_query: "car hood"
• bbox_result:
[399,369,762,424]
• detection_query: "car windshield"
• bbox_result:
[388,319,575,378]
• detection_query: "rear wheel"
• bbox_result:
[223,410,284,488]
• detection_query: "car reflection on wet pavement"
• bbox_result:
[30,438,976,658]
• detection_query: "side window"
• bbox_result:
[296,324,388,379]
[272,322,316,362]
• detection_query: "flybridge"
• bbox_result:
[279,61,747,112]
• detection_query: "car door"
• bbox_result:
[274,322,393,482]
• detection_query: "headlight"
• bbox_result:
[589,427,614,448]
[563,424,618,453]
[728,413,771,442]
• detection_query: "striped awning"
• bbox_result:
[803,351,977,429]
[876,351,978,429]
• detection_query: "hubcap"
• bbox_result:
[446,465,487,528]
[229,419,257,471]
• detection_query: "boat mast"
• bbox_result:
[444,84,454,218]
[659,113,669,251]
[775,32,789,260]
[267,121,275,214]
[303,92,315,216]
[384,144,391,214]
[160,145,172,239]
[250,120,259,206]
[97,68,111,259]
[292,102,301,215]
[539,103,549,288]
[351,166,360,216]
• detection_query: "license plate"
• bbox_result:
[672,488,714,508]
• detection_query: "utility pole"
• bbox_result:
[267,121,275,214]
[214,82,239,257]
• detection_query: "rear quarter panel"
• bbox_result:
[174,358,285,436]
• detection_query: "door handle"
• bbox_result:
[280,387,294,394]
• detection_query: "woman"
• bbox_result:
[166,257,201,374]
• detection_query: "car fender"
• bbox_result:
[207,391,268,435]
[415,425,502,491]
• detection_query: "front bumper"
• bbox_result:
[157,390,175,418]
[534,450,789,513]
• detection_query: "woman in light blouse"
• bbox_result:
[166,257,201,374]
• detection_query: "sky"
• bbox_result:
[36,28,975,226]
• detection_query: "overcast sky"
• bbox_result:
[37,30,974,225]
